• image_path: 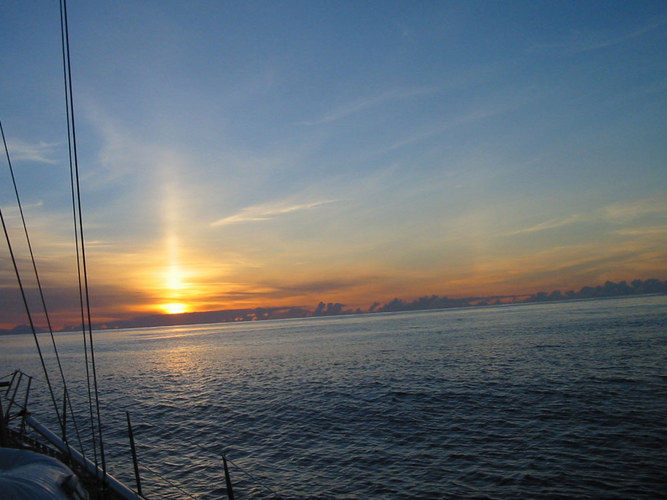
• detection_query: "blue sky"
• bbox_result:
[1,1,666,327]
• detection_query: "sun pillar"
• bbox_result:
[158,164,190,315]
[161,233,188,314]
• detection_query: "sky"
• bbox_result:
[1,1,666,329]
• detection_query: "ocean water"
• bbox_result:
[2,295,666,499]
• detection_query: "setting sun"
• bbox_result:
[161,302,188,315]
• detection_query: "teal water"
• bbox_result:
[2,295,666,498]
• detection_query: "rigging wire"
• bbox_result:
[59,0,107,480]
[223,455,284,499]
[139,462,198,500]
[0,121,63,436]
[130,413,284,499]
[0,119,86,461]
[58,0,99,474]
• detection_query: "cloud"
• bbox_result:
[601,196,667,224]
[211,199,335,227]
[382,91,538,154]
[260,279,356,296]
[530,16,667,54]
[5,139,60,164]
[0,200,44,217]
[506,214,584,236]
[611,226,667,237]
[506,195,667,237]
[297,86,442,126]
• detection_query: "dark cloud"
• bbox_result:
[260,279,357,296]
[0,281,151,329]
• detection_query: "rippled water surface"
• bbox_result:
[2,295,666,498]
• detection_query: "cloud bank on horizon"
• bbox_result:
[0,1,666,328]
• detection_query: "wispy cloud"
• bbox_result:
[611,226,667,237]
[383,91,538,154]
[6,139,60,164]
[298,86,442,126]
[0,200,44,215]
[506,195,667,237]
[211,199,336,227]
[507,214,584,236]
[530,17,667,54]
[602,196,667,224]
